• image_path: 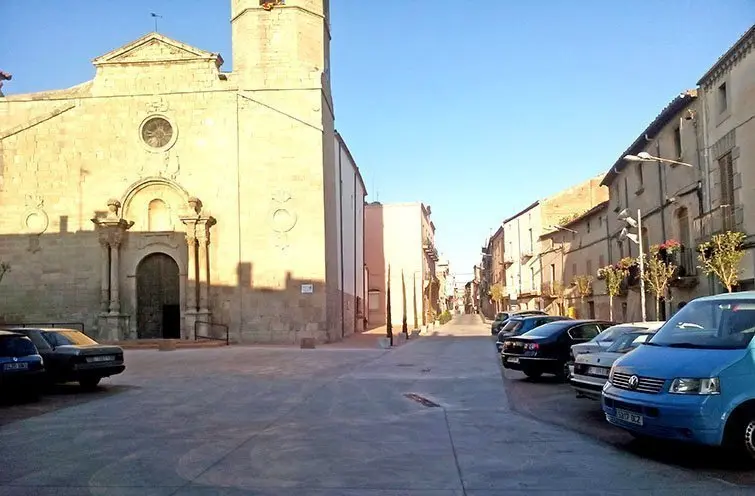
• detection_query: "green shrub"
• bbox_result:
[438,310,452,324]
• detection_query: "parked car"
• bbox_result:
[571,328,659,400]
[571,321,662,360]
[495,315,570,352]
[501,319,613,379]
[602,292,755,461]
[4,327,125,390]
[0,330,45,398]
[490,310,547,335]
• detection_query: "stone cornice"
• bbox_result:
[0,102,76,140]
[698,25,755,88]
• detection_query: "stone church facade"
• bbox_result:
[0,0,367,344]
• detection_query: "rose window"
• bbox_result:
[141,117,174,149]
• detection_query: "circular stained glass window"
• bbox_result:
[141,117,174,149]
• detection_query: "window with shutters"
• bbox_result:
[719,152,735,230]
[598,254,605,268]
[586,260,593,278]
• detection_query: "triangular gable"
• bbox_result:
[92,32,223,67]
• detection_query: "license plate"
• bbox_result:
[507,357,520,364]
[616,408,643,426]
[4,362,29,371]
[588,366,610,377]
[87,355,115,363]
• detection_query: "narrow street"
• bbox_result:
[0,315,750,494]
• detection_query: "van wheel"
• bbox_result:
[724,407,755,463]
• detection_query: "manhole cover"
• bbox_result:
[404,393,441,408]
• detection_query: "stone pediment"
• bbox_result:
[92,33,223,67]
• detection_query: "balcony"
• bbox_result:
[540,281,563,299]
[423,242,440,262]
[668,246,699,289]
[503,255,515,267]
[520,249,533,262]
[694,206,740,244]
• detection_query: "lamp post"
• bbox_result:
[618,208,646,321]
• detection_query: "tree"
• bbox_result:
[698,231,747,293]
[573,275,593,317]
[643,245,677,319]
[0,262,9,284]
[386,265,393,345]
[489,283,505,313]
[401,269,408,337]
[598,264,628,321]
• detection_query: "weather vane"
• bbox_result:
[150,12,162,32]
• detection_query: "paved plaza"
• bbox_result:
[0,315,750,494]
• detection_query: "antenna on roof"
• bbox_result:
[150,12,162,33]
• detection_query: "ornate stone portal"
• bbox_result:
[92,199,134,341]
[92,194,216,341]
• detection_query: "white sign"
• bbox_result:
[301,284,314,294]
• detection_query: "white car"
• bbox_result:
[570,321,665,360]
[569,323,665,400]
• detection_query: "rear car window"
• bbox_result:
[502,320,523,332]
[0,336,38,357]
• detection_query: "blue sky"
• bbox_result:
[1,1,753,281]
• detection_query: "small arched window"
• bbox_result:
[148,199,171,231]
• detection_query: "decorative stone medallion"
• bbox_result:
[269,190,297,251]
[22,195,48,235]
[139,115,177,153]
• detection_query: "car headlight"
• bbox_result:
[608,365,616,384]
[669,377,721,395]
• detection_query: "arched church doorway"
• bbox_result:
[136,253,180,339]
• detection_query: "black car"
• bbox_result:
[495,315,570,352]
[490,310,547,335]
[5,327,125,390]
[500,319,614,379]
[0,330,45,398]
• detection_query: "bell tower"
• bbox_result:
[231,0,331,95]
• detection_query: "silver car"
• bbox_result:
[570,321,665,360]
[569,325,664,400]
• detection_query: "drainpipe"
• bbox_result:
[606,209,612,264]
[656,139,667,241]
[338,147,345,338]
[693,115,704,217]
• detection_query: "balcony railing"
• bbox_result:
[677,246,697,278]
[694,206,738,243]
[540,281,563,298]
[423,242,440,262]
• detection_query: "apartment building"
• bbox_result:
[364,202,440,329]
[695,25,755,292]
[600,90,703,321]
[502,177,608,312]
[480,226,505,317]
[540,201,610,319]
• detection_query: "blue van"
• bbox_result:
[602,292,755,460]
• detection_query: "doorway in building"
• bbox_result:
[136,253,181,339]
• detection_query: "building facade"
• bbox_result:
[0,0,367,345]
[502,176,608,312]
[364,202,440,329]
[540,202,610,319]
[601,90,704,321]
[696,26,755,292]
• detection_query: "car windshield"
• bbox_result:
[606,332,652,353]
[43,330,98,347]
[650,299,755,350]
[595,325,645,342]
[0,336,38,357]
[502,319,523,332]
[521,321,571,339]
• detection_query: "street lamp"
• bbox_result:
[624,152,694,168]
[617,208,646,321]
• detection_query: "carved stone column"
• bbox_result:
[185,230,198,312]
[109,236,122,314]
[196,224,210,312]
[99,238,110,313]
[91,199,133,341]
